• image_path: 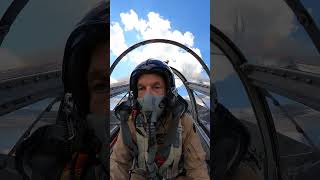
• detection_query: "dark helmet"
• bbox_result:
[129,59,177,101]
[62,1,109,117]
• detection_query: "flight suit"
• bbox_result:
[110,113,210,180]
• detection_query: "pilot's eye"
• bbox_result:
[138,86,145,91]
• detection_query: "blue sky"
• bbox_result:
[110,0,210,62]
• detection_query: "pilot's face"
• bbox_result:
[137,74,166,98]
[87,43,108,113]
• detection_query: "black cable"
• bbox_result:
[264,90,319,151]
[194,91,210,110]
[112,92,129,111]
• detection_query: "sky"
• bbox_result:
[110,0,210,102]
[212,0,320,82]
[211,0,320,110]
[0,0,101,72]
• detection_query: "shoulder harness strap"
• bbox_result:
[158,120,182,178]
[114,101,138,158]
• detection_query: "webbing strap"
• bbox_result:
[164,96,186,147]
[171,121,182,176]
[136,125,159,179]
[158,145,175,175]
[136,126,148,170]
[132,118,183,179]
[158,121,182,178]
[120,115,138,157]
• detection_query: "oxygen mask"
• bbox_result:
[137,93,165,124]
[137,93,165,145]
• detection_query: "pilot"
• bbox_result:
[15,1,109,180]
[59,0,109,179]
[110,59,210,180]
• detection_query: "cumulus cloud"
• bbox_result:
[110,22,128,57]
[110,77,118,84]
[111,10,207,83]
[175,77,183,88]
[110,76,129,85]
[211,0,317,81]
[211,0,297,51]
[120,9,147,32]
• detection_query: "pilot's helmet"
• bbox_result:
[62,1,109,117]
[129,59,177,105]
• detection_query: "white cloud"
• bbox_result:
[175,77,183,88]
[110,76,130,87]
[111,10,207,82]
[120,9,148,32]
[110,76,118,84]
[211,0,297,48]
[110,22,128,57]
[120,10,139,31]
[210,0,312,81]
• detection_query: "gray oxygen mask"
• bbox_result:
[137,93,165,142]
[137,93,165,124]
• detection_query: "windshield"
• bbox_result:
[212,0,320,74]
[301,0,320,27]
[0,0,102,154]
[0,0,102,80]
[0,0,12,18]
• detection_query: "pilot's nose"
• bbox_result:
[145,86,152,94]
[146,86,153,95]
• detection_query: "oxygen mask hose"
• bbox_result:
[137,93,164,179]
